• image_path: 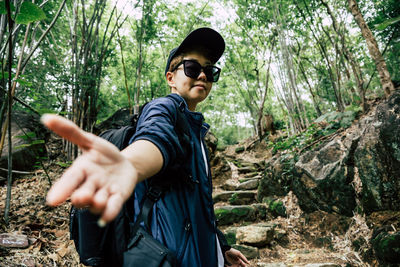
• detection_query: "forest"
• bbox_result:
[0,0,399,266]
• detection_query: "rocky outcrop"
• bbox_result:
[293,135,357,216]
[258,91,400,218]
[252,92,400,265]
[94,108,131,134]
[354,92,400,214]
[0,111,46,179]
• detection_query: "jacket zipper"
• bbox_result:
[176,221,191,259]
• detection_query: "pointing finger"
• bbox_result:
[41,114,93,150]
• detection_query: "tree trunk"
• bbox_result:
[274,1,307,132]
[256,40,275,141]
[320,0,367,112]
[348,0,395,97]
[299,61,322,116]
[296,0,345,112]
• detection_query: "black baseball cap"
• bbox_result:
[164,27,225,75]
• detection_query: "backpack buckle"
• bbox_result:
[146,187,163,202]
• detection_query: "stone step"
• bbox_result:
[243,171,260,178]
[236,179,259,190]
[238,166,257,174]
[240,174,262,181]
[219,178,260,191]
[229,223,276,247]
[223,222,288,260]
[214,204,269,225]
[257,264,342,267]
[213,190,257,205]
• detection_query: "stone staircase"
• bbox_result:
[212,158,348,267]
[213,159,286,261]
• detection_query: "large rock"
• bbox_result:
[258,154,292,198]
[236,224,275,247]
[258,92,400,216]
[0,111,46,179]
[371,229,400,264]
[94,108,131,134]
[354,91,400,213]
[293,136,357,216]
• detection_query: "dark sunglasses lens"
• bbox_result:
[183,61,201,79]
[204,66,220,82]
[183,60,220,82]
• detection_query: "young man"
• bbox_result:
[42,27,249,267]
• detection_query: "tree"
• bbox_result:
[0,0,63,223]
[348,0,395,97]
[66,0,127,159]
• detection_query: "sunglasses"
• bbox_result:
[171,60,221,82]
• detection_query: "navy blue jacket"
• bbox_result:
[130,93,218,267]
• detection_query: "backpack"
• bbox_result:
[70,96,192,266]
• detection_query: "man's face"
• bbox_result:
[166,52,213,111]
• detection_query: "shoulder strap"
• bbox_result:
[130,185,163,236]
[165,94,192,163]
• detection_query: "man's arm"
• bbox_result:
[43,114,163,224]
[121,140,163,183]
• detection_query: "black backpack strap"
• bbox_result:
[130,186,163,236]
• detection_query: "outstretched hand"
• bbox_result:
[42,114,139,225]
[225,248,250,267]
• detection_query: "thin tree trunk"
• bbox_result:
[299,61,322,116]
[296,0,345,112]
[116,29,132,115]
[348,0,395,97]
[256,39,275,141]
[320,0,367,112]
[274,1,307,132]
[4,0,13,224]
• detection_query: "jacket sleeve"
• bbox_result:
[130,97,184,173]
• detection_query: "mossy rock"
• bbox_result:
[214,205,256,225]
[371,231,400,263]
[262,197,287,217]
[224,228,237,246]
[231,244,259,260]
[235,146,245,153]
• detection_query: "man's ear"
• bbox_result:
[166,72,175,88]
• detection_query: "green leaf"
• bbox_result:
[375,16,400,31]
[16,132,36,140]
[31,140,45,145]
[56,161,72,168]
[0,1,16,15]
[15,77,32,87]
[15,143,31,149]
[1,71,9,79]
[15,2,46,24]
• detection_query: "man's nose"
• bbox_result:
[197,70,207,81]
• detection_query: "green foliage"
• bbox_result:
[15,2,46,24]
[14,132,45,150]
[269,107,360,155]
[16,131,36,141]
[56,161,72,168]
[0,1,15,14]
[2,0,394,149]
[375,15,400,31]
